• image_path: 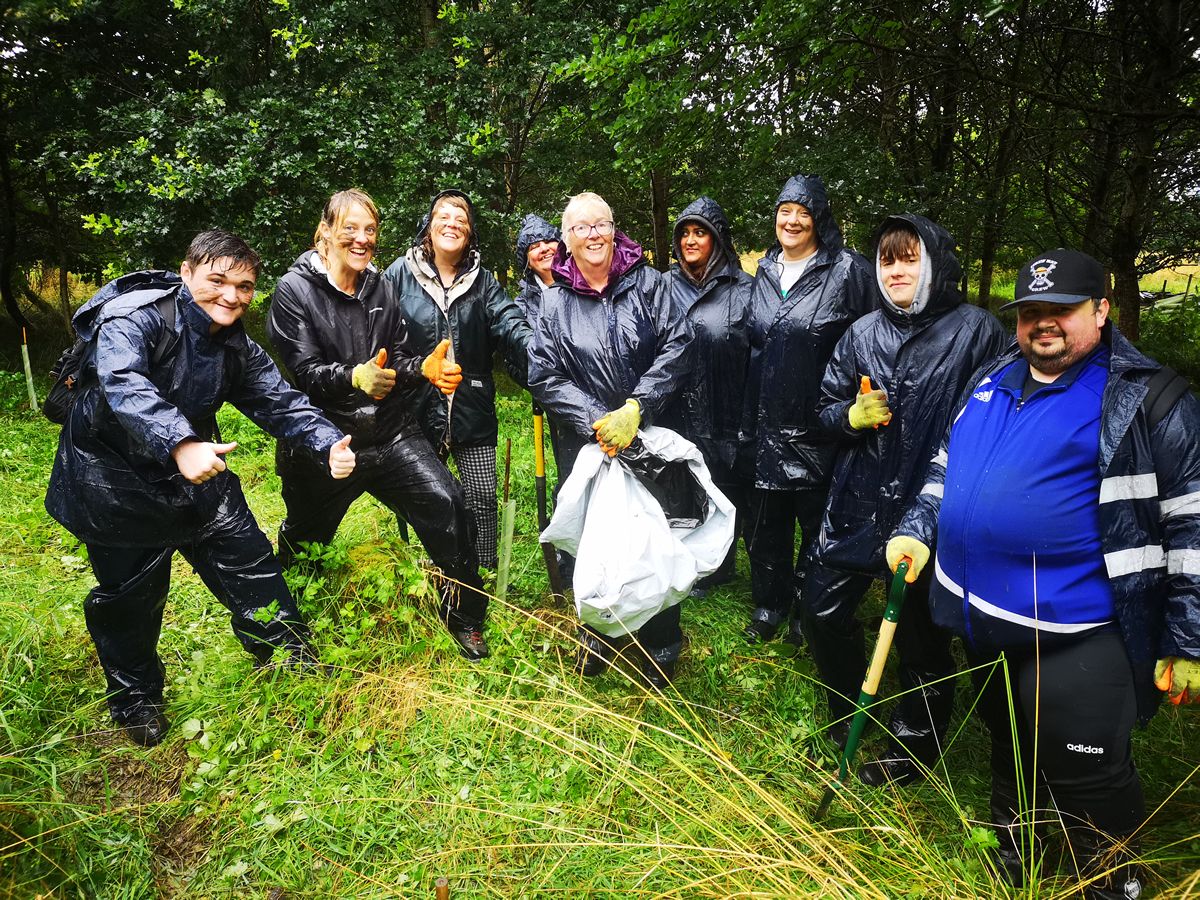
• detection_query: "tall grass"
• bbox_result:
[0,372,1196,897]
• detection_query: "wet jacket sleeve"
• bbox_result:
[267,276,355,402]
[483,272,533,388]
[95,312,197,462]
[229,341,345,459]
[528,315,610,440]
[631,276,695,426]
[893,425,949,548]
[818,326,867,441]
[1153,393,1200,659]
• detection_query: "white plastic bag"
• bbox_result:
[541,426,736,637]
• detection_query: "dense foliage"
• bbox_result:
[3,1,1199,337]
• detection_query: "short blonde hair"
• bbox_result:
[561,191,614,254]
[314,188,379,253]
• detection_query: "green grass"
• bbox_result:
[0,370,1197,898]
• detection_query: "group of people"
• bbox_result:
[44,174,1199,899]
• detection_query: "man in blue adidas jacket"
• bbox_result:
[889,249,1200,899]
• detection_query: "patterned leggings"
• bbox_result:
[449,443,498,569]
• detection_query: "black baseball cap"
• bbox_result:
[1000,248,1106,310]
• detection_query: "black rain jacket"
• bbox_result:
[513,213,561,323]
[667,196,754,484]
[267,252,428,449]
[528,232,694,442]
[741,174,875,490]
[814,213,1009,575]
[382,190,533,450]
[47,271,342,547]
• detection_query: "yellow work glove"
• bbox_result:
[421,339,463,395]
[1154,657,1200,705]
[592,398,641,456]
[885,535,930,584]
[352,348,396,400]
[848,375,893,430]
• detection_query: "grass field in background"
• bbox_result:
[0,353,1197,898]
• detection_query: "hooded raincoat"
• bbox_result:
[382,191,533,451]
[814,213,1009,574]
[513,213,562,323]
[528,232,694,453]
[46,269,346,719]
[529,229,694,663]
[667,197,754,486]
[742,175,875,491]
[799,215,1007,759]
[48,272,343,548]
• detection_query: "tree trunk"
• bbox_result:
[0,130,30,330]
[650,168,670,272]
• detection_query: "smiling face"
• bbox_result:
[775,202,818,260]
[678,223,715,276]
[878,228,922,309]
[564,201,615,274]
[1016,298,1108,377]
[430,199,471,265]
[320,201,378,276]
[526,239,559,284]
[181,257,257,333]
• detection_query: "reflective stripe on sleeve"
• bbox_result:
[1104,544,1166,578]
[1161,490,1200,520]
[1099,473,1158,504]
[1167,548,1200,576]
[921,482,944,498]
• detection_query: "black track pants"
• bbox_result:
[276,434,486,627]
[802,562,955,763]
[969,631,1145,871]
[744,487,827,627]
[84,500,306,722]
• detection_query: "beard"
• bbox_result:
[1020,330,1085,375]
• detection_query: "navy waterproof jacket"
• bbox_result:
[896,324,1200,722]
[46,271,343,548]
[513,213,561,323]
[814,214,1009,575]
[741,174,875,490]
[382,190,532,450]
[528,232,693,443]
[666,196,754,484]
[267,252,427,447]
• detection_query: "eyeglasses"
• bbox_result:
[568,220,614,239]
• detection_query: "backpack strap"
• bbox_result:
[150,293,178,366]
[1142,365,1192,429]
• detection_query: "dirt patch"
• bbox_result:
[63,737,188,813]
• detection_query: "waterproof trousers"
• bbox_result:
[969,631,1145,897]
[276,434,486,628]
[744,487,827,628]
[802,562,954,765]
[84,499,306,723]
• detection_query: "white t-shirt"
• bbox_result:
[779,253,814,295]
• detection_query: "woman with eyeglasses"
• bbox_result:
[267,189,491,661]
[383,189,533,574]
[528,191,694,688]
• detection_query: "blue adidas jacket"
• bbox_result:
[897,325,1200,722]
